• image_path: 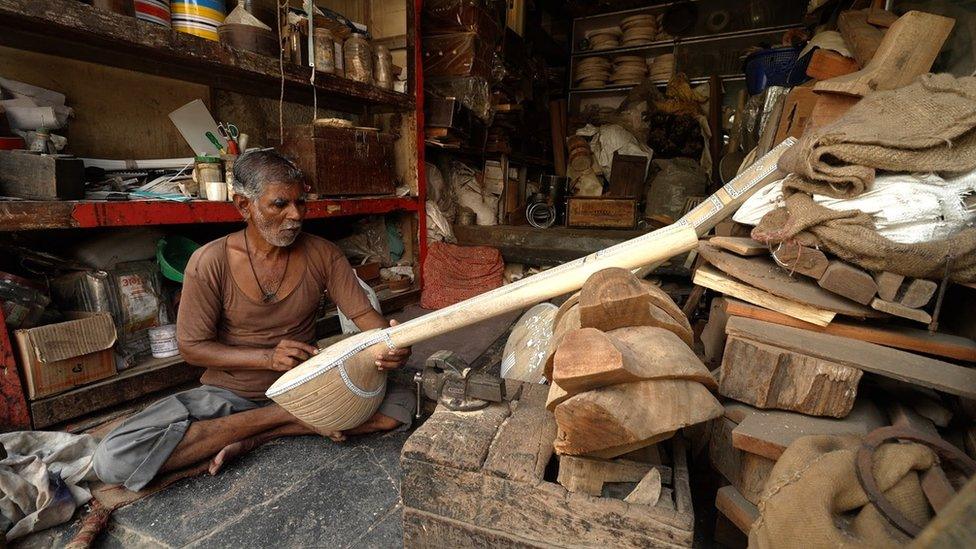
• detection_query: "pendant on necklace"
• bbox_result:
[262,293,276,303]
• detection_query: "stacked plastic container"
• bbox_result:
[171,0,226,41]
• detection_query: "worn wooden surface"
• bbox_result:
[900,279,938,309]
[730,399,885,461]
[710,237,767,257]
[725,316,976,400]
[816,11,955,97]
[715,486,758,535]
[709,417,775,505]
[579,268,656,332]
[817,261,878,305]
[556,455,659,496]
[693,265,836,327]
[483,385,557,483]
[805,48,860,81]
[402,401,512,471]
[719,336,862,418]
[836,9,884,66]
[553,327,713,395]
[402,385,696,548]
[624,467,663,506]
[875,272,906,301]
[871,298,933,324]
[699,243,875,317]
[701,298,731,365]
[0,151,84,200]
[722,298,976,362]
[30,357,202,428]
[554,379,722,458]
[771,241,830,280]
[911,475,976,548]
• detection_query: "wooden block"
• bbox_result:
[710,237,767,257]
[567,197,637,229]
[0,151,85,200]
[719,336,862,418]
[867,8,899,27]
[553,379,722,458]
[402,401,511,471]
[731,399,885,461]
[874,271,905,301]
[483,392,557,483]
[624,467,663,506]
[699,243,875,317]
[872,297,933,324]
[808,92,860,130]
[546,381,570,412]
[838,9,884,65]
[557,455,658,496]
[701,297,731,365]
[723,298,976,362]
[725,316,976,400]
[773,87,819,144]
[816,11,955,97]
[580,268,655,331]
[709,417,775,505]
[715,486,758,535]
[694,264,836,327]
[770,241,829,280]
[552,327,713,395]
[899,279,938,309]
[817,261,878,305]
[805,49,860,81]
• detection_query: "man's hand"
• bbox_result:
[374,319,412,371]
[268,339,318,371]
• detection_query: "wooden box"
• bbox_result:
[14,313,117,399]
[401,382,695,548]
[566,197,638,229]
[278,125,396,197]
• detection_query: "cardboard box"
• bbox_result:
[15,313,117,399]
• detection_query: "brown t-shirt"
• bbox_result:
[176,232,374,399]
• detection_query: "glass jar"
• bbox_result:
[373,44,393,90]
[343,34,373,84]
[313,28,336,74]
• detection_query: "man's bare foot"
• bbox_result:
[209,437,260,476]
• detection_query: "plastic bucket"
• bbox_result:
[148,324,180,358]
[135,0,172,27]
[157,236,200,283]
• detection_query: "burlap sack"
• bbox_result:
[752,193,976,282]
[750,435,936,549]
[778,73,976,199]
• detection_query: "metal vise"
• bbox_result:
[413,350,505,415]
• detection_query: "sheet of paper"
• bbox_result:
[168,99,223,156]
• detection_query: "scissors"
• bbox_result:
[218,122,240,154]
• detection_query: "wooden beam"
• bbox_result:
[715,486,758,535]
[725,316,976,399]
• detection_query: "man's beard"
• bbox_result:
[252,208,302,247]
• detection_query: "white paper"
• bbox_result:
[168,99,223,156]
[0,77,66,106]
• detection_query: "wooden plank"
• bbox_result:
[719,336,862,418]
[874,272,905,301]
[715,486,758,535]
[872,297,933,324]
[557,455,659,496]
[701,297,731,365]
[805,48,860,81]
[624,467,663,506]
[837,9,884,66]
[401,401,511,471]
[867,8,899,27]
[725,316,976,399]
[401,457,695,548]
[709,417,775,505]
[699,243,875,317]
[730,399,885,461]
[694,265,836,327]
[554,379,722,459]
[723,298,976,362]
[900,279,938,309]
[29,357,202,428]
[482,391,557,483]
[912,475,976,548]
[817,261,878,305]
[710,237,767,257]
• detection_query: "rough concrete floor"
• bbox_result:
[14,307,521,549]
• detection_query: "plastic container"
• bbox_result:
[148,324,180,358]
[135,0,172,27]
[373,44,393,89]
[157,236,201,283]
[744,46,811,95]
[172,0,226,41]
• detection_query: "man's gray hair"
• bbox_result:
[232,149,306,199]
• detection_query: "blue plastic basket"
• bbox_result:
[744,46,811,95]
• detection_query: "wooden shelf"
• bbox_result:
[0,196,420,231]
[0,0,413,113]
[570,24,803,58]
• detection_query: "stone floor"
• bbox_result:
[14,306,522,549]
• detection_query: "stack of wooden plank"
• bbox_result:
[690,235,976,543]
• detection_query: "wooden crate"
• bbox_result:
[278,125,395,197]
[566,197,638,229]
[401,382,695,548]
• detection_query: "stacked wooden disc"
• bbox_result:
[648,53,676,82]
[567,135,593,171]
[586,26,622,51]
[610,54,648,86]
[574,56,611,89]
[620,13,658,46]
